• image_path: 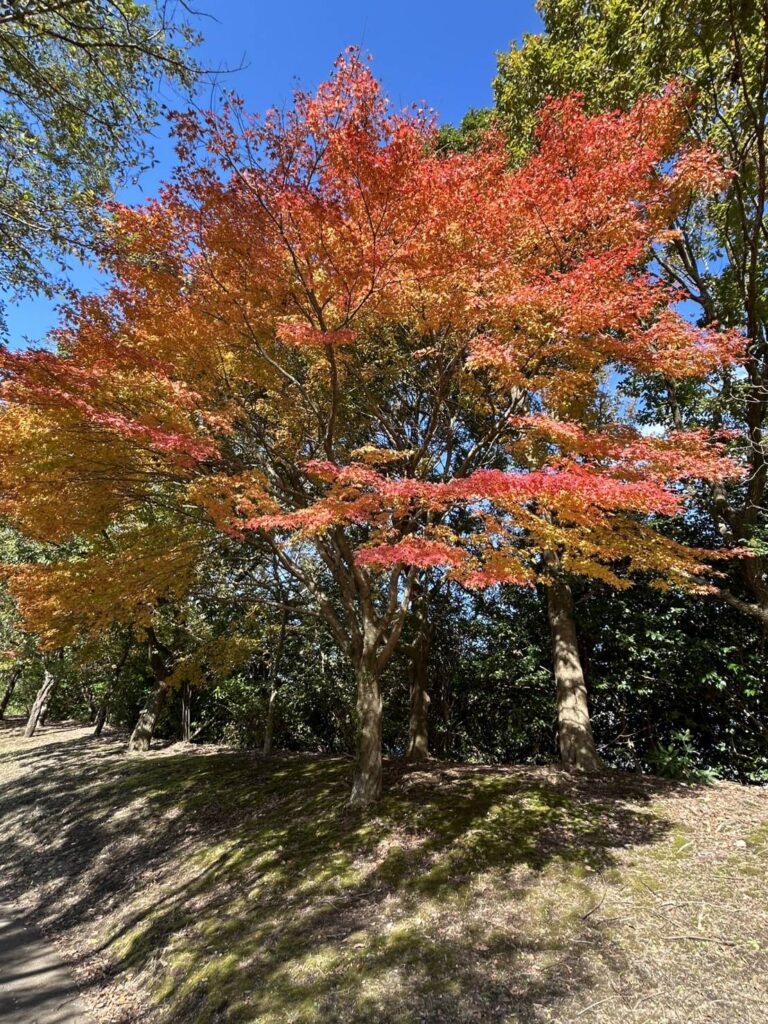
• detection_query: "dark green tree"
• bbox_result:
[0,0,200,315]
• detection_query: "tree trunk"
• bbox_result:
[406,625,431,762]
[262,685,277,757]
[350,660,383,807]
[24,670,57,738]
[93,700,109,738]
[0,667,21,720]
[128,680,169,752]
[181,680,192,743]
[262,609,288,758]
[546,579,602,772]
[129,631,175,752]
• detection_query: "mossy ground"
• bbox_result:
[0,722,766,1023]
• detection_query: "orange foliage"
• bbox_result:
[0,51,743,645]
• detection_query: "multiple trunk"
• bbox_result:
[546,578,602,772]
[129,676,193,751]
[349,568,604,800]
[13,598,600,788]
[270,542,599,796]
[24,669,57,738]
[86,586,598,788]
[0,667,21,720]
[350,608,431,805]
[9,565,600,789]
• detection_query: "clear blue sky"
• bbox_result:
[5,0,542,348]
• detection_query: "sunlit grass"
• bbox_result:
[1,730,765,1023]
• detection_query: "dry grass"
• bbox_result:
[0,719,766,1023]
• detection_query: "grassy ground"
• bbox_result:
[0,721,766,1024]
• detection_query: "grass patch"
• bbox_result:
[747,821,768,854]
[0,725,766,1023]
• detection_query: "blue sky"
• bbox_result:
[4,1,542,348]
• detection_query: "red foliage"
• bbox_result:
[0,51,746,642]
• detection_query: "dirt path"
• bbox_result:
[0,904,93,1023]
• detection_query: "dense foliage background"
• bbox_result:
[4,576,764,784]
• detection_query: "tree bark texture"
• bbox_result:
[24,669,56,738]
[350,661,383,806]
[546,579,603,772]
[181,679,192,743]
[128,679,170,752]
[0,667,21,720]
[406,622,431,762]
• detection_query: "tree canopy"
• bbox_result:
[494,0,768,629]
[0,0,200,314]
[0,51,746,801]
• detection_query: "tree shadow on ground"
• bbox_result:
[0,727,701,1024]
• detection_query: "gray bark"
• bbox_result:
[181,679,191,743]
[128,679,169,752]
[406,622,431,762]
[24,669,56,738]
[93,700,109,738]
[128,631,175,752]
[546,579,602,772]
[349,660,383,807]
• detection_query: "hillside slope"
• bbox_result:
[0,722,766,1024]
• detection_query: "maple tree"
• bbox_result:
[495,0,768,632]
[0,52,741,800]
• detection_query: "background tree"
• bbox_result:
[0,0,201,321]
[494,0,768,628]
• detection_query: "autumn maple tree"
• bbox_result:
[0,52,741,801]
